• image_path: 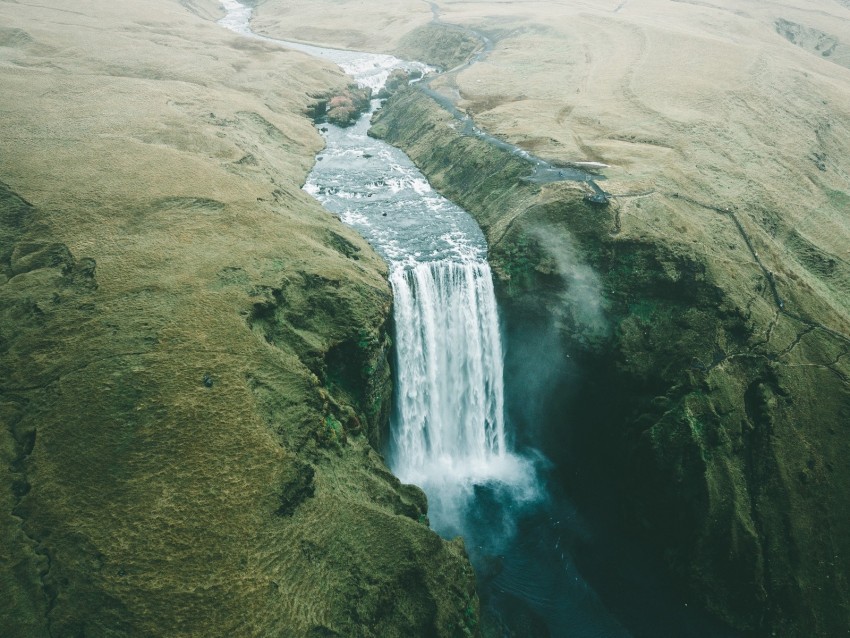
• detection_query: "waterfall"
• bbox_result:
[219,5,695,635]
[218,0,538,538]
[390,260,537,535]
[391,260,505,470]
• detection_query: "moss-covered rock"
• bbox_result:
[376,69,421,100]
[394,23,482,71]
[311,85,373,127]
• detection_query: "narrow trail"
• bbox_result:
[663,193,850,360]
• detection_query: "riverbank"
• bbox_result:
[371,70,850,638]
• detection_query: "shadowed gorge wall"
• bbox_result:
[371,86,850,637]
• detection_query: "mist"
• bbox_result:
[532,226,609,345]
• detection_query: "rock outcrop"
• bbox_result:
[395,23,482,72]
[376,69,421,100]
[311,85,373,127]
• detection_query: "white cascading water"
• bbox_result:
[390,260,538,535]
[217,7,672,634]
[217,7,641,635]
[391,261,505,475]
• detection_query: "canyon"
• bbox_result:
[2,0,850,636]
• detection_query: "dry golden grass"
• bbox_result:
[251,0,431,52]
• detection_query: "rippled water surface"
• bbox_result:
[305,112,488,265]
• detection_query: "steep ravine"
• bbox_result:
[0,161,478,638]
[371,87,850,636]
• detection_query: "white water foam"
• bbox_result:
[390,261,539,533]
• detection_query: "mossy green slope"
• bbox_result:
[372,88,850,636]
[0,1,477,635]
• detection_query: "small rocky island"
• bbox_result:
[311,84,372,127]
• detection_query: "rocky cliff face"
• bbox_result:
[371,88,850,636]
[0,1,477,635]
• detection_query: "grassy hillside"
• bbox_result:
[0,1,477,635]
